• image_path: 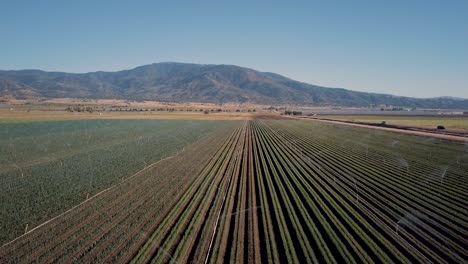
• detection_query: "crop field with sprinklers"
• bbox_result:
[0,118,467,263]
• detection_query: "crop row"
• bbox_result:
[1,119,466,263]
[0,121,240,262]
[0,120,223,244]
[129,120,466,263]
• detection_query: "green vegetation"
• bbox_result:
[0,120,466,263]
[0,119,225,244]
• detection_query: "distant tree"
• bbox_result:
[204,110,209,114]
[284,110,302,116]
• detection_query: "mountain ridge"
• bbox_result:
[1,62,467,109]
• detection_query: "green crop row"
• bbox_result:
[0,120,226,245]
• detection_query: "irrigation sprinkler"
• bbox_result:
[350,175,359,204]
[395,210,421,235]
[208,182,224,192]
[424,137,436,143]
[267,123,322,174]
[398,210,462,262]
[396,212,408,234]
[357,201,432,263]
[155,244,177,263]
[398,158,409,174]
[438,165,449,184]
[421,165,449,187]
[221,206,262,219]
[298,150,322,173]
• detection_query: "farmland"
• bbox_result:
[315,115,468,132]
[0,119,226,244]
[0,119,467,263]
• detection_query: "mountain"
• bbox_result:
[433,96,466,101]
[1,62,468,109]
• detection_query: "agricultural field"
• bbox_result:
[0,119,226,244]
[317,115,468,131]
[0,108,259,123]
[0,119,467,263]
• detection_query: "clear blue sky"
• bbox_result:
[1,0,467,98]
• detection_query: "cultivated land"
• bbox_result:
[316,115,468,132]
[0,120,226,244]
[0,119,467,263]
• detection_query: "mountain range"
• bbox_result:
[1,62,467,109]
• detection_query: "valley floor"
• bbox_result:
[1,119,466,263]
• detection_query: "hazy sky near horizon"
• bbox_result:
[1,0,467,98]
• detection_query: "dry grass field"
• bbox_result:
[0,98,283,123]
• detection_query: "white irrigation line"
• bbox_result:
[204,151,239,264]
[156,244,178,264]
[204,123,246,264]
[263,120,433,263]
[220,206,262,219]
[396,211,463,261]
[358,203,433,263]
[0,147,187,249]
[323,161,432,262]
[261,120,323,172]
